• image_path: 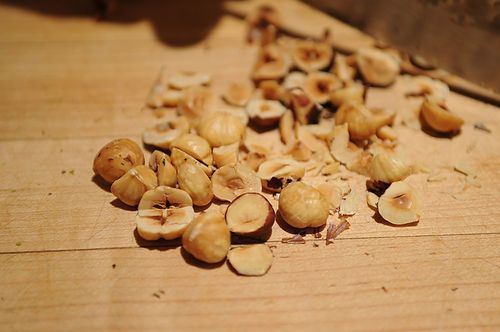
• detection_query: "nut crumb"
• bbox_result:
[381,286,388,293]
[451,287,458,292]
[473,122,491,133]
[15,241,22,247]
[112,264,116,269]
[325,218,350,245]
[312,242,319,247]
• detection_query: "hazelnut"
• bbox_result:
[170,147,213,177]
[369,153,411,184]
[314,181,343,211]
[213,142,239,168]
[136,186,194,240]
[142,117,190,149]
[408,76,449,102]
[420,98,464,133]
[329,82,364,108]
[111,165,157,206]
[168,72,211,90]
[219,105,250,127]
[378,181,420,225]
[146,82,166,108]
[303,71,342,104]
[335,102,376,140]
[252,44,290,81]
[227,244,273,276]
[355,48,400,86]
[171,133,213,166]
[279,110,296,146]
[283,71,306,90]
[376,125,397,141]
[182,211,230,263]
[278,182,329,228]
[242,151,267,171]
[257,159,305,192]
[211,164,262,202]
[93,138,144,183]
[246,99,287,126]
[175,156,213,206]
[292,40,333,72]
[162,89,184,107]
[177,86,217,125]
[149,150,177,187]
[225,193,275,236]
[288,141,312,161]
[329,124,362,166]
[258,80,284,101]
[197,112,245,147]
[332,56,356,82]
[222,81,254,106]
[289,88,319,125]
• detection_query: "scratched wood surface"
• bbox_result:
[0,1,499,331]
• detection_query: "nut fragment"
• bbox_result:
[279,182,329,228]
[420,98,464,133]
[175,157,213,206]
[369,153,411,184]
[170,148,213,177]
[213,142,239,168]
[288,141,312,161]
[146,82,167,108]
[259,80,283,100]
[257,159,305,192]
[407,76,449,102]
[329,124,362,165]
[177,86,216,125]
[332,56,356,82]
[329,82,364,108]
[378,181,420,225]
[142,117,190,149]
[315,181,342,211]
[182,211,230,263]
[246,99,287,126]
[303,71,342,104]
[279,110,296,146]
[197,112,246,147]
[335,102,376,140]
[136,186,194,240]
[292,40,333,72]
[93,138,144,183]
[211,164,262,202]
[111,165,157,206]
[356,48,400,86]
[171,134,213,165]
[366,192,379,210]
[283,71,306,90]
[222,81,254,106]
[252,44,290,81]
[149,150,177,187]
[289,88,319,125]
[227,244,273,276]
[168,72,211,90]
[225,193,275,236]
[162,89,184,107]
[376,125,397,141]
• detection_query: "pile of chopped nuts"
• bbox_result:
[92,5,466,276]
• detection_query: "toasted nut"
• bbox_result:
[378,181,420,225]
[136,186,194,240]
[332,56,356,82]
[182,211,230,263]
[227,244,273,276]
[289,88,319,124]
[283,71,306,90]
[320,161,340,175]
[292,40,333,72]
[303,124,335,141]
[288,141,312,161]
[346,150,373,176]
[371,108,396,129]
[219,106,250,127]
[279,182,329,228]
[93,138,144,183]
[356,48,400,86]
[279,110,296,146]
[162,89,183,107]
[315,181,342,211]
[149,150,177,187]
[168,72,211,90]
[366,192,379,210]
[295,125,328,153]
[111,165,157,206]
[177,86,216,125]
[142,117,190,149]
[171,134,213,165]
[222,81,254,106]
[303,71,342,104]
[257,159,305,192]
[225,193,275,236]
[175,157,213,206]
[329,124,362,165]
[170,148,213,177]
[339,192,358,216]
[246,5,281,44]
[329,82,364,108]
[197,112,246,147]
[420,98,464,133]
[211,164,262,202]
[259,80,283,100]
[146,82,166,108]
[242,151,267,171]
[246,99,287,126]
[408,76,449,102]
[335,102,376,140]
[213,142,239,168]
[252,44,290,81]
[376,125,397,141]
[369,153,411,183]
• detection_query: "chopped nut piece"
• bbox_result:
[213,142,239,168]
[329,82,364,108]
[175,157,213,206]
[252,44,290,81]
[378,181,420,225]
[111,165,157,206]
[279,110,296,146]
[325,219,350,245]
[171,133,213,166]
[279,182,329,228]
[149,150,177,187]
[246,5,281,44]
[225,193,275,236]
[283,71,306,90]
[227,244,273,276]
[142,117,190,149]
[289,88,319,124]
[320,162,340,176]
[407,76,449,102]
[369,153,411,184]
[211,164,262,202]
[259,80,283,100]
[366,192,379,210]
[329,124,362,166]
[303,71,342,104]
[168,72,211,90]
[163,89,183,107]
[420,98,464,133]
[288,141,312,161]
[223,81,254,106]
[292,40,333,72]
[355,48,400,86]
[376,125,397,141]
[182,211,230,263]
[170,148,213,177]
[335,102,376,140]
[197,112,246,147]
[243,151,267,171]
[93,138,144,183]
[339,192,358,216]
[246,99,287,126]
[257,159,305,192]
[315,181,342,211]
[332,56,356,82]
[177,86,216,125]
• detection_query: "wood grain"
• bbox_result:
[0,1,499,331]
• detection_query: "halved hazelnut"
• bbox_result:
[259,80,284,100]
[227,244,273,276]
[213,142,239,168]
[292,40,333,72]
[168,72,211,90]
[177,86,216,125]
[175,157,213,206]
[289,88,319,124]
[211,164,262,202]
[279,181,329,228]
[332,56,356,82]
[149,150,177,187]
[136,186,194,240]
[283,71,306,90]
[369,153,411,184]
[257,159,305,192]
[170,148,213,177]
[142,117,190,149]
[171,133,213,166]
[252,44,290,81]
[303,71,342,104]
[93,138,144,183]
[279,110,296,146]
[111,165,157,206]
[420,98,464,133]
[222,81,254,106]
[356,48,400,86]
[329,82,364,108]
[246,5,281,44]
[378,181,420,225]
[246,99,287,126]
[225,193,275,236]
[335,102,376,140]
[182,211,230,263]
[408,76,449,102]
[197,112,246,147]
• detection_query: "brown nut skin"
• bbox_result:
[93,138,144,183]
[225,193,275,237]
[278,182,329,229]
[420,99,464,133]
[182,211,231,264]
[110,165,157,206]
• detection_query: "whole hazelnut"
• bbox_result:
[93,138,144,183]
[197,113,245,147]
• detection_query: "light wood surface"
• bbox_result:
[0,1,499,331]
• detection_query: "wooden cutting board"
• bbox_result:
[0,1,499,331]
